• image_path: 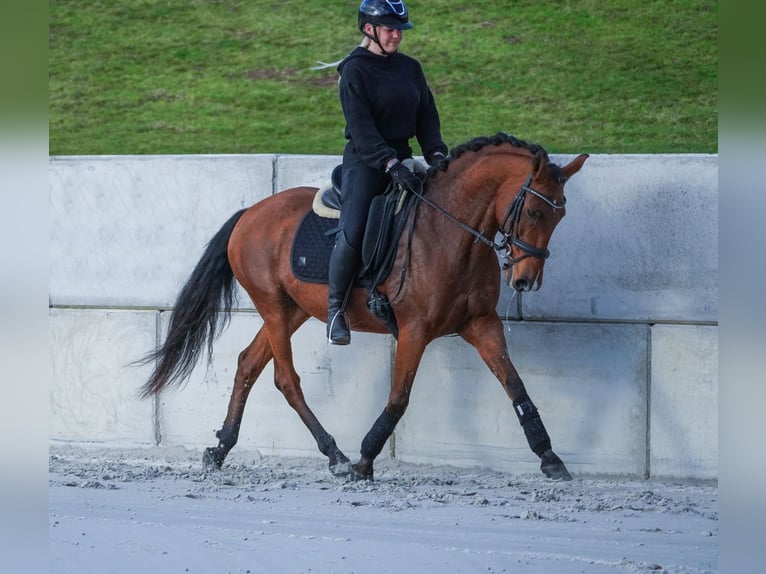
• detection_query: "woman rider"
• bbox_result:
[327,0,448,345]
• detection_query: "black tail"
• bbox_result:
[137,209,248,398]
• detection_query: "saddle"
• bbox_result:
[290,159,426,338]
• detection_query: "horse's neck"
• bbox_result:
[432,154,528,234]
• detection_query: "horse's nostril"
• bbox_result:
[513,279,530,292]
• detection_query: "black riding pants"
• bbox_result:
[338,145,391,250]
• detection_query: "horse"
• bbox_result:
[138,133,589,481]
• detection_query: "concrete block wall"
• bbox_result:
[49,153,718,479]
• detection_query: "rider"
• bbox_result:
[327,0,449,345]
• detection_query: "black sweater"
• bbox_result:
[337,47,448,171]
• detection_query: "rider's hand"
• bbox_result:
[429,151,448,171]
[386,159,421,192]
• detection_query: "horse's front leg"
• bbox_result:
[352,331,427,480]
[460,314,572,481]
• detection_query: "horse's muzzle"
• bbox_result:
[508,268,543,292]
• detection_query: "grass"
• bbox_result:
[49,0,718,156]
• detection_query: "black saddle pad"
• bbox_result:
[291,190,418,286]
[290,211,337,284]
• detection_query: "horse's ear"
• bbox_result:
[562,154,589,179]
[532,149,548,179]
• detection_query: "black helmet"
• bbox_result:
[358,0,413,31]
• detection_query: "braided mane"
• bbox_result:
[430,133,549,175]
[451,132,547,160]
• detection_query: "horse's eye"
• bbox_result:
[527,208,541,221]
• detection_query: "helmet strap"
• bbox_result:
[362,24,392,56]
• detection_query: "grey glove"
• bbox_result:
[386,159,421,191]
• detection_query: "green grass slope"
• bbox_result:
[49,0,717,155]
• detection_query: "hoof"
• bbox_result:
[540,449,572,481]
[328,448,351,477]
[330,461,353,477]
[351,457,374,481]
[202,447,226,470]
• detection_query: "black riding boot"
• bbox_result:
[327,231,360,345]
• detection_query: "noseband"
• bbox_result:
[498,174,567,270]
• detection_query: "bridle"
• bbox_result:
[407,172,567,270]
[498,174,567,270]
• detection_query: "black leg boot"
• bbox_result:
[327,231,360,345]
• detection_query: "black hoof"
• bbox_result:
[329,450,352,477]
[203,447,226,470]
[540,449,572,481]
[351,458,374,481]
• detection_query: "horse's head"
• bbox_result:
[501,150,589,291]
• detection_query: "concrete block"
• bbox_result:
[157,315,393,461]
[49,155,274,308]
[275,154,342,191]
[45,153,719,480]
[520,154,718,323]
[49,308,157,445]
[650,324,718,479]
[395,322,649,477]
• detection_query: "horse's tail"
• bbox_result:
[137,208,248,398]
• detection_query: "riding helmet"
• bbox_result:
[358,0,413,31]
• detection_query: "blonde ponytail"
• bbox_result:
[311,36,370,71]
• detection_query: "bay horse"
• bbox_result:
[139,133,588,481]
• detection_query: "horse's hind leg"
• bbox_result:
[460,314,572,481]
[351,330,428,480]
[264,313,352,477]
[203,326,273,469]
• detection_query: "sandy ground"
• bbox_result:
[49,445,717,574]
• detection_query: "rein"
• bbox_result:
[406,173,566,270]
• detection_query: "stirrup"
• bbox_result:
[328,310,351,345]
